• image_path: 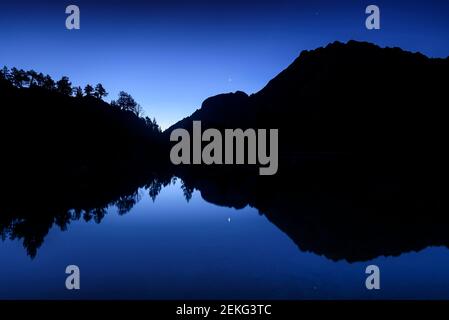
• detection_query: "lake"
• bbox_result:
[1,178,449,299]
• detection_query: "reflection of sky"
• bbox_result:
[1,180,449,299]
[0,0,448,128]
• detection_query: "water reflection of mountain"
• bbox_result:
[175,158,449,262]
[2,156,448,262]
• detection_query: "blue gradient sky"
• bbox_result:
[1,0,448,129]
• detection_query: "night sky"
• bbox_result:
[1,0,448,128]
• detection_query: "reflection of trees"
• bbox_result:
[93,207,107,224]
[0,173,174,258]
[146,180,163,202]
[181,181,194,202]
[145,177,177,202]
[0,171,207,259]
[115,192,141,216]
[54,210,72,231]
[7,161,448,263]
[1,207,115,258]
[0,216,53,258]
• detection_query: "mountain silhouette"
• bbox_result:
[166,40,448,157]
[1,41,449,262]
[165,40,449,261]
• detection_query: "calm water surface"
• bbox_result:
[1,180,449,299]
